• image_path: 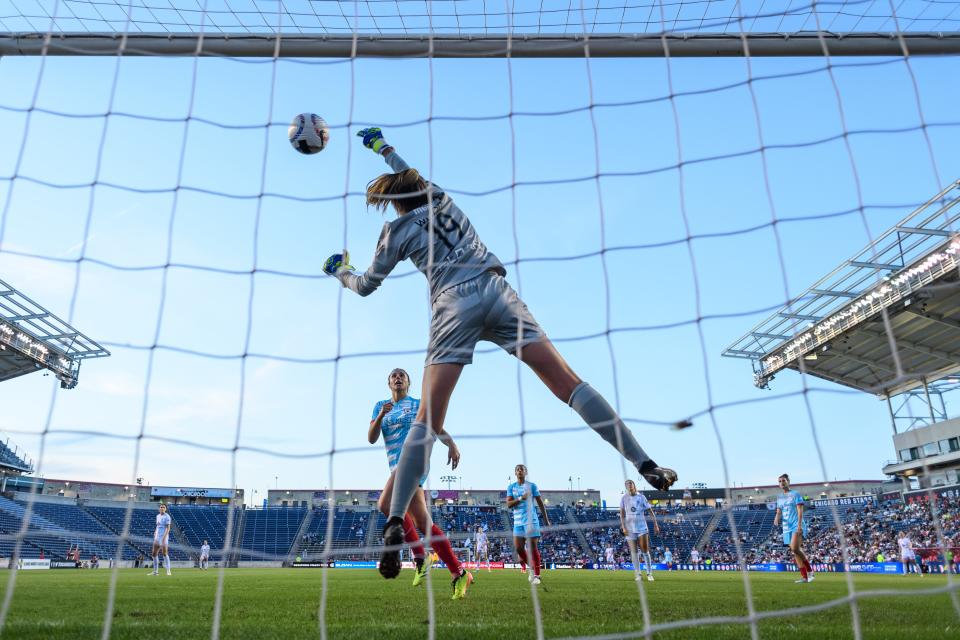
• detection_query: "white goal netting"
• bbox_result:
[0,1,959,638]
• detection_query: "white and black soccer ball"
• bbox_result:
[288,113,330,155]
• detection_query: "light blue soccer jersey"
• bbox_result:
[664,550,673,563]
[507,481,541,529]
[371,396,420,471]
[776,490,805,532]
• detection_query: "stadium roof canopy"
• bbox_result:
[0,278,109,389]
[723,181,960,397]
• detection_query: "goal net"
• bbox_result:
[0,0,958,637]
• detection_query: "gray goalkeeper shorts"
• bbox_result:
[426,270,546,366]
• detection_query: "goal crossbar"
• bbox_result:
[2,32,959,57]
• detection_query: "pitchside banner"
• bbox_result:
[17,559,50,570]
[809,495,876,508]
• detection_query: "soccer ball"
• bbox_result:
[288,113,330,155]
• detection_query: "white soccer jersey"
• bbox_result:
[155,513,171,539]
[691,550,701,562]
[605,547,615,561]
[476,531,488,550]
[620,492,651,533]
[899,536,915,558]
[200,544,210,559]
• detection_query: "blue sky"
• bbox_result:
[0,46,958,505]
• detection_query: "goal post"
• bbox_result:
[2,32,960,57]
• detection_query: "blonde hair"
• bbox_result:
[366,169,431,215]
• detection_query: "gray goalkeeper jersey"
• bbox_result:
[337,151,506,301]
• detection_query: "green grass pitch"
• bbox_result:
[0,568,955,639]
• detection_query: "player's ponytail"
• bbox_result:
[366,169,431,215]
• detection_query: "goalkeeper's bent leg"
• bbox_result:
[389,422,434,521]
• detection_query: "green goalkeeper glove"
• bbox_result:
[357,127,391,155]
[323,251,354,277]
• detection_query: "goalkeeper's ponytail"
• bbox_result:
[366,169,431,215]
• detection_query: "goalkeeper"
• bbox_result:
[324,127,678,580]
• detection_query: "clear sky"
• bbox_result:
[1,28,958,506]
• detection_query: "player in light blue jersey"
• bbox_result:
[149,502,172,576]
[506,464,551,586]
[326,128,678,581]
[774,474,814,583]
[369,368,472,597]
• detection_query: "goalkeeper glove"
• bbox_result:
[323,251,354,277]
[357,127,391,155]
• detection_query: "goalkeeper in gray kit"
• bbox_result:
[324,127,678,580]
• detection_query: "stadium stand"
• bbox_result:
[237,507,307,561]
[84,504,189,560]
[167,505,230,561]
[0,496,123,560]
[701,509,776,563]
[299,507,372,560]
[0,440,31,472]
[2,490,958,571]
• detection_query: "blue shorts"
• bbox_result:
[389,467,429,489]
[783,526,807,545]
[513,525,541,539]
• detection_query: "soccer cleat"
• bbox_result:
[806,574,815,583]
[531,576,541,586]
[412,555,433,587]
[638,460,678,491]
[147,571,157,576]
[794,578,808,583]
[647,574,655,582]
[379,517,404,579]
[635,575,642,581]
[452,570,473,600]
[166,570,172,576]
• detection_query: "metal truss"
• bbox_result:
[0,278,110,389]
[723,180,960,392]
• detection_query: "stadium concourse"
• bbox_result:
[2,476,959,574]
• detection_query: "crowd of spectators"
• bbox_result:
[296,496,960,570]
[745,497,960,566]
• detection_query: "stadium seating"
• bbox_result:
[83,504,189,560]
[0,441,31,472]
[167,505,230,560]
[299,508,371,560]
[2,494,952,569]
[237,507,307,561]
[0,497,140,561]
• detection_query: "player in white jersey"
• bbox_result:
[329,129,678,580]
[506,464,551,585]
[149,502,172,576]
[604,545,616,569]
[690,548,702,571]
[199,539,210,570]
[369,368,472,598]
[475,526,491,572]
[898,531,921,576]
[620,479,660,582]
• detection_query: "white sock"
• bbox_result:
[163,555,170,571]
[153,556,158,572]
